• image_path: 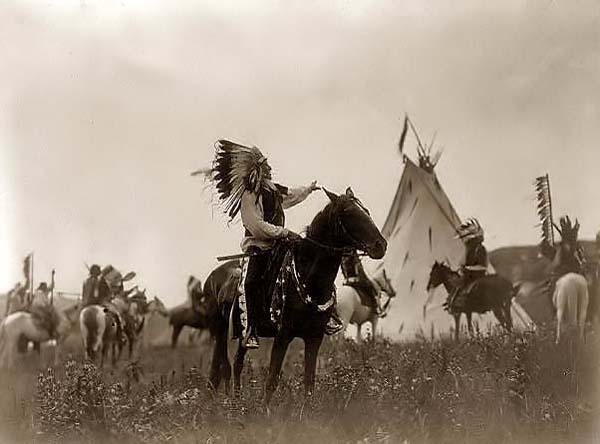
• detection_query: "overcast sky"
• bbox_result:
[1,0,599,305]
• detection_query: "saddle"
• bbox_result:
[30,304,60,338]
[231,243,338,339]
[232,245,290,339]
[343,278,378,309]
[444,276,486,313]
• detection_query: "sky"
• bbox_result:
[1,0,599,306]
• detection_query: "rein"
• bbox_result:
[302,204,371,255]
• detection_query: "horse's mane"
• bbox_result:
[305,200,338,239]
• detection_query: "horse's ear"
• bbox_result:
[122,271,136,282]
[345,187,355,198]
[323,187,338,202]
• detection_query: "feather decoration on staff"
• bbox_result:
[534,174,555,247]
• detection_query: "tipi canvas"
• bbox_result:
[367,156,533,340]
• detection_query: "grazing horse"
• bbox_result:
[552,272,589,344]
[426,261,516,341]
[206,187,386,404]
[336,268,396,342]
[0,303,79,368]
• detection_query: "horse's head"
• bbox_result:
[148,296,169,317]
[319,187,387,259]
[373,268,396,298]
[427,260,453,291]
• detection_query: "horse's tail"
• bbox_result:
[81,307,101,359]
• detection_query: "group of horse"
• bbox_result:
[1,186,595,409]
[0,277,169,369]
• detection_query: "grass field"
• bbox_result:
[0,325,599,444]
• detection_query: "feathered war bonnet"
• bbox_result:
[558,215,579,244]
[207,139,272,221]
[455,218,484,242]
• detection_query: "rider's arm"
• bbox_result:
[241,192,289,240]
[281,185,313,210]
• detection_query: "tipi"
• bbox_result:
[368,153,533,340]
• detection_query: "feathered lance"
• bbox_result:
[534,173,555,246]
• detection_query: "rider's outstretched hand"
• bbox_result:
[285,230,303,242]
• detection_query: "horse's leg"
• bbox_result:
[492,307,506,333]
[303,336,324,398]
[171,324,183,349]
[233,339,248,396]
[371,317,378,341]
[53,339,61,367]
[454,313,461,341]
[265,334,292,406]
[356,324,362,343]
[504,300,513,332]
[33,342,41,355]
[579,284,590,342]
[128,333,134,359]
[466,312,473,337]
[556,308,564,345]
[209,329,228,392]
[100,341,107,368]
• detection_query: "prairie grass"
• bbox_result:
[1,326,598,444]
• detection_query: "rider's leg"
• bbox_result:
[243,251,270,349]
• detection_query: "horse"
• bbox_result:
[552,272,589,344]
[426,261,516,341]
[80,305,114,364]
[119,288,149,360]
[336,267,396,342]
[167,276,216,348]
[0,303,79,369]
[146,296,169,318]
[205,187,386,405]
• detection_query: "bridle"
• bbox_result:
[303,197,373,256]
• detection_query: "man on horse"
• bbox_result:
[446,218,489,311]
[540,216,586,286]
[82,264,128,344]
[341,250,382,316]
[30,275,60,340]
[205,139,342,349]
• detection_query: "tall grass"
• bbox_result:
[1,327,598,444]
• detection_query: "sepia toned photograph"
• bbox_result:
[0,1,598,443]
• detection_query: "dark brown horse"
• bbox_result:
[426,261,516,341]
[204,187,386,405]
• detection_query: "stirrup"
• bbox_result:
[325,317,344,335]
[243,334,260,349]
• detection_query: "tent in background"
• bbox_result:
[366,153,533,340]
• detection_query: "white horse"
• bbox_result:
[80,304,124,366]
[336,268,396,342]
[0,304,79,369]
[553,272,589,344]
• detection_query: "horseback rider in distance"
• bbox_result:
[341,250,382,316]
[446,218,488,311]
[540,216,585,286]
[205,139,343,349]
